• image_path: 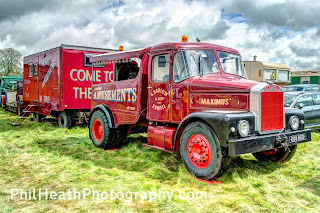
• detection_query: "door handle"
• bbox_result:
[147,86,152,89]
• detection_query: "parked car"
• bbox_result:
[284,91,320,129]
[283,84,320,92]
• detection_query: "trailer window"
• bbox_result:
[83,53,105,68]
[152,54,170,82]
[264,69,276,80]
[116,62,139,81]
[300,76,310,84]
[278,70,289,82]
[28,64,33,77]
[34,63,38,75]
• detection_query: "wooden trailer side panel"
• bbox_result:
[23,48,61,115]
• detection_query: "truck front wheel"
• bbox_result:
[252,145,297,163]
[180,122,230,180]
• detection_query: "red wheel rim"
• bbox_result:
[262,148,280,155]
[187,134,212,169]
[92,118,103,142]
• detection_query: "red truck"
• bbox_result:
[23,45,116,128]
[88,38,311,180]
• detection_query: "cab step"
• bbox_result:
[142,143,175,153]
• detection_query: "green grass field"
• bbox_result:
[0,108,319,212]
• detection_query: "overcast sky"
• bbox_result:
[0,0,319,70]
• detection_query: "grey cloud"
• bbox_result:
[261,28,291,41]
[0,0,55,21]
[113,17,178,48]
[0,0,320,71]
[221,0,320,30]
[292,58,320,70]
[201,20,231,40]
[0,0,115,22]
[289,43,320,57]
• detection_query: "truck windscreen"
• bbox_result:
[173,50,220,82]
[218,51,247,78]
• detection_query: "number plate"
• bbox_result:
[289,134,306,143]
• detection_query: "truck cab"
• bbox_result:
[89,40,311,180]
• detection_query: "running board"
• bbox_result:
[142,143,175,153]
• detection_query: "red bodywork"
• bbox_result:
[23,45,115,116]
[1,95,5,105]
[91,43,258,125]
[90,42,283,151]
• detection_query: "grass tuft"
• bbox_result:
[0,108,319,212]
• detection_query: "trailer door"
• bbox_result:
[148,53,171,122]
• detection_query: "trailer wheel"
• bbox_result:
[252,145,297,163]
[180,121,230,180]
[58,111,72,128]
[33,113,43,122]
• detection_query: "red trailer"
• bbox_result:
[23,45,116,128]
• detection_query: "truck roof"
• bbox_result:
[90,42,240,63]
[150,42,239,53]
[24,44,118,58]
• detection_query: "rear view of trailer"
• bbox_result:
[23,45,116,128]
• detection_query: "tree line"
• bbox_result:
[0,48,22,78]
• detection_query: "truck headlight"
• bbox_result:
[238,120,250,137]
[289,116,299,130]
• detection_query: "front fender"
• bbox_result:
[174,111,256,150]
[90,105,115,128]
[284,108,305,131]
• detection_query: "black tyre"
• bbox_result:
[180,121,230,180]
[33,113,43,122]
[252,145,297,163]
[58,111,72,128]
[89,110,128,149]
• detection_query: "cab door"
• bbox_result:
[147,53,171,122]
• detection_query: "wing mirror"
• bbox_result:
[297,103,304,109]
